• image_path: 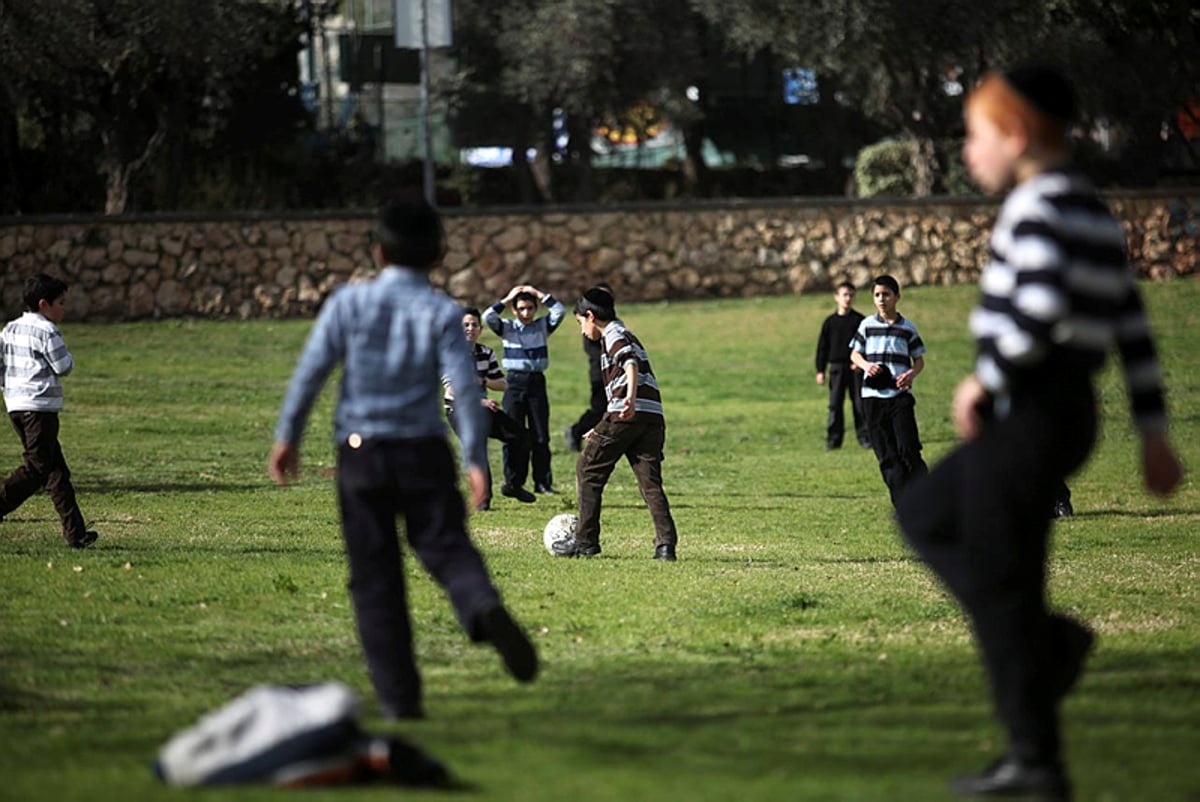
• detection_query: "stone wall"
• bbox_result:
[1,192,1195,322]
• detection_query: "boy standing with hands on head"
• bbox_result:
[483,284,566,501]
[896,66,1183,800]
[0,274,97,549]
[850,274,928,507]
[552,288,679,561]
[815,281,870,450]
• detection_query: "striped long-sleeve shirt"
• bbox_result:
[1,311,75,412]
[600,320,664,422]
[970,168,1167,431]
[851,314,925,400]
[482,296,566,372]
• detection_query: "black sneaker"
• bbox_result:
[950,755,1070,800]
[500,484,536,503]
[534,484,557,495]
[653,544,677,562]
[69,530,99,549]
[552,538,601,558]
[1053,499,1074,518]
[476,605,538,683]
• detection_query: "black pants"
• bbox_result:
[826,362,868,447]
[447,404,527,505]
[575,418,677,549]
[569,374,607,443]
[1,411,88,544]
[863,393,928,506]
[336,436,501,714]
[502,371,552,489]
[896,381,1096,766]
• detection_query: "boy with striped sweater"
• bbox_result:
[850,274,928,507]
[483,284,566,501]
[553,288,678,561]
[896,66,1183,800]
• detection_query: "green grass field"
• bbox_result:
[0,281,1196,801]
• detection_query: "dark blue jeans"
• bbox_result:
[336,436,501,714]
[502,371,552,489]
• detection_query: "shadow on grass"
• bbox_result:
[1060,507,1200,519]
[74,482,269,494]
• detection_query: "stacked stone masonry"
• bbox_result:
[1,194,1195,322]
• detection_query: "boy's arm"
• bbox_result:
[897,355,924,391]
[481,301,507,336]
[45,329,75,376]
[270,292,347,484]
[542,292,566,333]
[615,360,638,420]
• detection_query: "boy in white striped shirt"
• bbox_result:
[0,274,97,548]
[895,66,1183,801]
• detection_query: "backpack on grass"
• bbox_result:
[153,682,449,788]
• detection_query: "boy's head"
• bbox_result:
[834,281,856,312]
[574,286,616,341]
[963,65,1075,194]
[23,273,69,323]
[511,292,538,324]
[372,195,446,270]
[461,307,482,343]
[871,275,901,319]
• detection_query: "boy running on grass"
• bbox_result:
[850,274,928,507]
[896,66,1183,800]
[0,273,97,549]
[269,197,538,720]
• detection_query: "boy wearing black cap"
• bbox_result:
[895,66,1183,800]
[553,288,679,561]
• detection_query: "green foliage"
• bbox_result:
[855,138,975,197]
[0,285,1196,801]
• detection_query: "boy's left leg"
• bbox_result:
[525,375,554,491]
[825,363,849,449]
[626,421,678,553]
[337,438,423,719]
[890,393,928,499]
[400,438,538,683]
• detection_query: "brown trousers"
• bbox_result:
[1,411,88,544]
[575,417,677,549]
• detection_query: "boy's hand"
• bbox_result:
[951,374,989,441]
[268,442,299,486]
[816,372,825,385]
[1142,430,1184,496]
[896,368,915,391]
[616,394,635,420]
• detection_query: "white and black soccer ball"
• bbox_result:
[542,513,578,555]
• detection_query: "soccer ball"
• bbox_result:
[542,513,578,555]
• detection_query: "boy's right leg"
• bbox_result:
[399,438,537,683]
[574,420,630,548]
[501,378,532,491]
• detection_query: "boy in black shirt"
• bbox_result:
[814,281,869,450]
